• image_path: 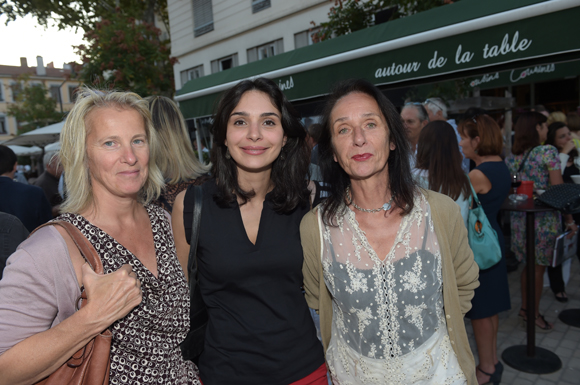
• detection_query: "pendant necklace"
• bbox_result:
[346,186,394,213]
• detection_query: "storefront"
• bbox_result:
[175,0,580,144]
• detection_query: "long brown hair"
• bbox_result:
[415,120,469,201]
[512,112,547,155]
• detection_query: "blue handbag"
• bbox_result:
[467,177,502,270]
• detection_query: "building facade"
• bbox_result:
[0,56,80,141]
[169,0,331,90]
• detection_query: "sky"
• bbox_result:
[0,14,87,68]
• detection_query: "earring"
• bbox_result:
[279,150,285,161]
[225,148,231,159]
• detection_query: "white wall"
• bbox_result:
[169,0,331,89]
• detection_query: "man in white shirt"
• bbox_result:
[401,103,429,169]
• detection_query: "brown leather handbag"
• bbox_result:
[33,221,112,385]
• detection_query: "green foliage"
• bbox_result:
[0,0,169,32]
[312,0,457,42]
[6,75,64,134]
[74,10,176,97]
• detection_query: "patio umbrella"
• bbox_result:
[1,121,65,147]
[7,145,42,156]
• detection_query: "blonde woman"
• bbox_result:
[147,96,210,213]
[0,88,200,384]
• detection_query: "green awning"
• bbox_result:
[176,0,580,119]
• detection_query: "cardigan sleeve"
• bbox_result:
[300,210,321,312]
[448,200,480,315]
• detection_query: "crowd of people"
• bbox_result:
[0,77,578,385]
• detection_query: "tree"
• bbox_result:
[74,10,177,97]
[312,0,457,42]
[6,75,64,134]
[0,0,169,33]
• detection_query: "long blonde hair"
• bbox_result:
[59,87,164,214]
[146,96,210,184]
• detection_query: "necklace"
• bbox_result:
[346,186,394,213]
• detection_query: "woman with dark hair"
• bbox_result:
[505,112,578,331]
[172,78,326,385]
[414,120,470,226]
[545,121,579,303]
[301,79,479,384]
[459,115,511,384]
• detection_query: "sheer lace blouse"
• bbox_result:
[321,192,465,384]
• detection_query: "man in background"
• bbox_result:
[33,151,63,216]
[400,103,429,168]
[0,145,52,232]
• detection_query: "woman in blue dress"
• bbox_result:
[459,115,511,385]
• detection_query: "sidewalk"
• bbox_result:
[464,258,580,384]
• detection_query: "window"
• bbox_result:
[0,116,7,135]
[49,85,61,102]
[180,65,204,87]
[0,84,3,102]
[68,85,78,103]
[252,0,271,13]
[211,54,239,73]
[10,82,23,101]
[247,39,283,63]
[294,28,320,49]
[193,0,214,37]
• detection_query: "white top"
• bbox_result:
[320,193,466,384]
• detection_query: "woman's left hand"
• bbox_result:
[565,221,578,239]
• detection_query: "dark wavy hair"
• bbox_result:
[546,121,578,158]
[416,121,470,201]
[209,77,310,213]
[512,111,547,155]
[318,79,416,225]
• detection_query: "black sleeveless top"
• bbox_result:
[183,181,324,385]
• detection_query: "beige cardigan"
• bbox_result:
[301,190,479,385]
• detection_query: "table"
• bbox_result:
[500,198,562,374]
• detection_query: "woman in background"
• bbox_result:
[459,115,511,384]
[414,120,470,226]
[545,121,580,303]
[505,112,577,332]
[147,96,210,213]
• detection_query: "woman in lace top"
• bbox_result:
[0,88,200,384]
[301,79,479,384]
[147,96,210,213]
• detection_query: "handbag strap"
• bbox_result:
[31,220,103,275]
[466,174,481,208]
[187,185,203,286]
[517,146,537,174]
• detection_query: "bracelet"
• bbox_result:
[565,222,576,228]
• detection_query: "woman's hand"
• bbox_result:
[81,263,142,331]
[565,220,578,239]
[562,140,576,155]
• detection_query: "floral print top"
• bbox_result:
[505,145,562,265]
[505,145,560,188]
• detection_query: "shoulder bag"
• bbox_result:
[180,185,208,364]
[33,220,112,385]
[466,177,502,270]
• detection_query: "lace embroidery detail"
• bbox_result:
[401,259,426,293]
[404,303,427,336]
[320,192,465,384]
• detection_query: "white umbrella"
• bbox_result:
[44,141,61,152]
[7,145,42,156]
[1,121,65,147]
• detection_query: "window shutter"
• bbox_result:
[211,60,219,74]
[247,47,258,63]
[193,0,214,37]
[275,38,284,55]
